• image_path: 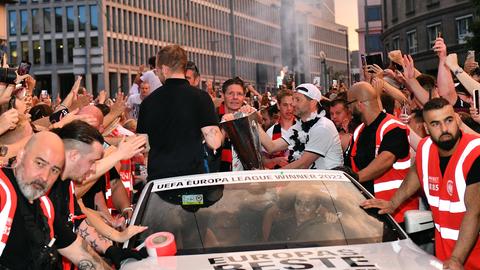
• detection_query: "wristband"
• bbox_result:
[454,68,464,76]
[122,207,133,213]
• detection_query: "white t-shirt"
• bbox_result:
[282,112,343,169]
[129,83,139,95]
[126,94,142,119]
[140,70,162,91]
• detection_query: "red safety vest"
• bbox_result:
[110,128,133,202]
[350,113,418,223]
[416,134,480,269]
[0,169,54,256]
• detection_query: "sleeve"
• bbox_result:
[197,91,219,128]
[378,127,410,160]
[466,156,480,185]
[136,101,147,134]
[304,125,334,157]
[53,213,77,248]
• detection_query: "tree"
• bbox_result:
[466,0,480,54]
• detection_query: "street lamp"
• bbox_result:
[319,51,327,94]
[338,28,350,87]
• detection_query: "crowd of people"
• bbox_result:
[0,36,480,269]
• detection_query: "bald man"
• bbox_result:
[346,82,418,224]
[0,132,65,269]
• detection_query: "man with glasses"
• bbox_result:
[346,82,418,224]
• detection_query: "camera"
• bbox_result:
[0,68,17,84]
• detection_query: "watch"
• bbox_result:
[454,68,464,76]
[0,145,8,157]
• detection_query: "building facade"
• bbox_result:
[381,0,474,74]
[6,0,348,97]
[281,0,349,92]
[357,0,383,68]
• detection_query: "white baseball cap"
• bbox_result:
[295,83,322,102]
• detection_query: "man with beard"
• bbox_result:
[329,99,354,153]
[346,82,418,224]
[259,83,343,169]
[137,45,221,179]
[0,132,65,269]
[361,97,480,270]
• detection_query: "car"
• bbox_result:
[121,169,441,270]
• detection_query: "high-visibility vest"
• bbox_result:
[0,169,54,256]
[350,113,418,223]
[417,134,480,269]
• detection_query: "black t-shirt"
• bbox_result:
[453,96,471,113]
[347,112,410,194]
[82,167,119,210]
[137,78,219,180]
[439,155,480,185]
[0,169,53,269]
[48,179,80,249]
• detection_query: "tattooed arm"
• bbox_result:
[201,125,222,150]
[58,235,113,270]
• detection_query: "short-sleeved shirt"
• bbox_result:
[346,112,410,194]
[137,78,219,180]
[282,113,343,169]
[126,94,143,119]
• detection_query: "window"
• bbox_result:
[21,41,28,61]
[91,36,98,47]
[427,23,441,48]
[79,37,85,48]
[405,0,415,13]
[90,5,98,31]
[392,36,400,50]
[8,11,16,35]
[66,7,74,32]
[406,30,417,54]
[9,42,17,65]
[55,7,63,32]
[67,39,74,63]
[107,38,112,62]
[45,40,52,64]
[20,10,28,34]
[32,9,40,34]
[106,7,110,31]
[456,15,473,44]
[112,7,117,32]
[56,39,64,64]
[78,6,86,31]
[366,34,383,52]
[43,8,51,33]
[366,5,381,21]
[33,40,41,64]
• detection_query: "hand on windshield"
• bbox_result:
[360,199,396,215]
[117,225,148,243]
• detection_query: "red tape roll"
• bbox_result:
[145,232,177,257]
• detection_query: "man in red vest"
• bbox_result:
[0,131,65,269]
[346,82,419,224]
[362,97,480,270]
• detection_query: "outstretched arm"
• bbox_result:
[58,235,113,270]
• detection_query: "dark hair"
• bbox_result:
[416,74,436,91]
[330,98,348,109]
[52,120,104,145]
[148,56,156,69]
[95,104,110,116]
[262,104,279,118]
[380,93,395,115]
[185,61,200,77]
[156,45,187,72]
[470,67,480,77]
[222,77,245,94]
[423,97,450,115]
[29,104,53,121]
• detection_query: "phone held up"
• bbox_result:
[474,89,480,111]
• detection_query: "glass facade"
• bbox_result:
[20,10,28,34]
[79,6,87,31]
[90,5,98,31]
[45,40,52,64]
[9,42,17,65]
[66,6,74,32]
[33,40,41,64]
[56,39,64,64]
[44,8,52,33]
[9,11,16,35]
[55,7,62,32]
[32,9,40,34]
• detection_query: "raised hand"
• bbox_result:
[433,37,447,60]
[402,55,416,80]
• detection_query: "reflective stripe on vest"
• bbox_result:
[39,196,55,239]
[0,170,17,256]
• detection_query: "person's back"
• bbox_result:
[137,45,220,180]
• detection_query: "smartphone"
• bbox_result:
[437,31,442,38]
[467,50,475,62]
[474,89,480,110]
[40,90,48,99]
[8,96,15,109]
[393,62,404,72]
[366,54,384,69]
[17,61,31,76]
[360,54,366,66]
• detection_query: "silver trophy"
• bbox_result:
[220,113,264,170]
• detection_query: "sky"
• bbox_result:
[335,0,359,51]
